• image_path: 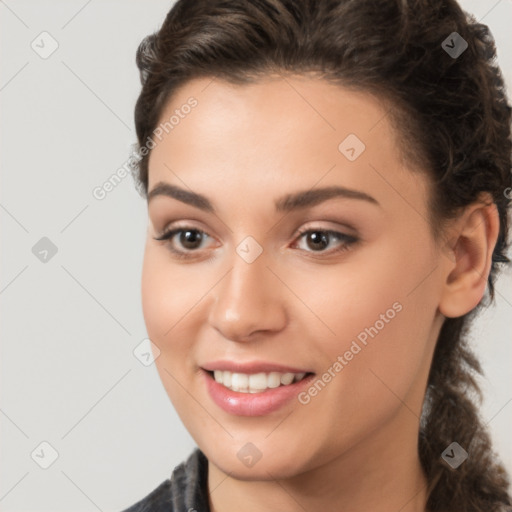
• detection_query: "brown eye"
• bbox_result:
[294,228,358,255]
[177,229,204,250]
[153,226,214,258]
[304,231,330,251]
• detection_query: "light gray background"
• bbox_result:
[1,1,511,510]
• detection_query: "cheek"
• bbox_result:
[288,249,404,344]
[141,246,199,408]
[300,237,438,397]
[141,246,197,349]
[141,248,170,339]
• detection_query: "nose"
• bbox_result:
[207,250,287,342]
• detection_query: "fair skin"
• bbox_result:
[141,74,499,512]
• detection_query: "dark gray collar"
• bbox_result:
[122,448,210,512]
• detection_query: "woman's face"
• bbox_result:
[142,75,448,479]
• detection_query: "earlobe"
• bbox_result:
[438,198,499,318]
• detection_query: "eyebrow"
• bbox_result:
[147,182,380,213]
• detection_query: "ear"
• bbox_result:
[438,194,500,318]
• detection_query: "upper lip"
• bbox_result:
[201,360,312,374]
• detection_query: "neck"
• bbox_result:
[207,408,429,512]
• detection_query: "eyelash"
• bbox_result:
[153,225,358,260]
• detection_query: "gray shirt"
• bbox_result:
[121,448,210,512]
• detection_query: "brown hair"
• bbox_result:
[131,0,512,510]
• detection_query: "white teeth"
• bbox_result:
[211,370,308,393]
[231,373,248,389]
[268,372,281,388]
[249,372,267,390]
[280,373,295,385]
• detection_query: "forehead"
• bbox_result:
[147,74,428,219]
[151,74,397,158]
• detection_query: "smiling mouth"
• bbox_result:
[205,370,314,393]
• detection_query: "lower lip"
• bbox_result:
[203,370,315,416]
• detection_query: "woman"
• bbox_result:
[123,0,512,510]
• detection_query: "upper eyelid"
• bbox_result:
[157,223,355,239]
[156,224,357,249]
[158,218,357,235]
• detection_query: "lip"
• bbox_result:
[202,368,315,416]
[201,360,311,374]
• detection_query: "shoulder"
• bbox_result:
[120,448,210,512]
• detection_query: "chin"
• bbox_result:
[200,436,321,481]
[209,452,304,481]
